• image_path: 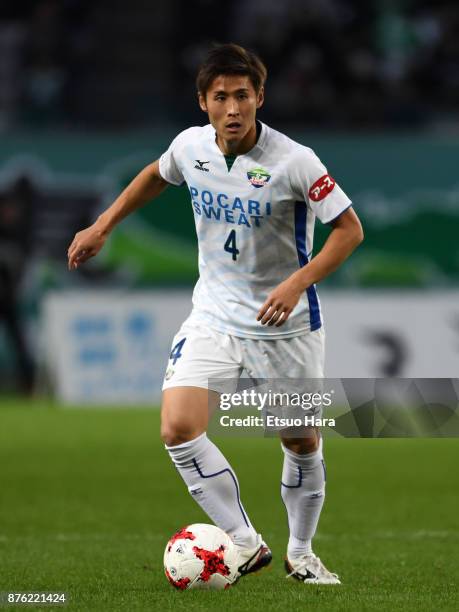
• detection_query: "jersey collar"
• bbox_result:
[209,120,267,159]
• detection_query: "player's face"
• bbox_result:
[199,75,264,147]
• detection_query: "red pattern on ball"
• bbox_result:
[165,568,191,590]
[193,545,230,582]
[167,526,196,552]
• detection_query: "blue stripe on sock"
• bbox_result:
[281,465,303,488]
[192,458,250,527]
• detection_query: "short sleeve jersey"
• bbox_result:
[159,121,352,339]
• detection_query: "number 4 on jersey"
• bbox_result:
[170,338,186,365]
[224,229,240,261]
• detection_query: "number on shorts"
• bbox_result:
[224,229,239,261]
[170,338,186,365]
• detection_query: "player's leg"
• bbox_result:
[280,428,339,583]
[281,428,339,583]
[242,327,339,583]
[241,331,326,555]
[161,322,264,555]
[277,330,340,584]
[161,385,259,549]
[280,427,324,561]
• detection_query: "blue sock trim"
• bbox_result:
[192,458,250,527]
[281,465,303,488]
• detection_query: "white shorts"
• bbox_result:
[162,319,325,391]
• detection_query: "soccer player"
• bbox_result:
[68,43,363,585]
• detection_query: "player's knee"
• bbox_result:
[160,420,199,447]
[282,430,320,454]
[161,425,187,447]
[288,440,319,454]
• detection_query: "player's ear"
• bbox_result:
[198,92,208,113]
[256,86,264,109]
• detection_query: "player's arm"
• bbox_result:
[67,160,168,270]
[295,206,363,288]
[258,207,363,326]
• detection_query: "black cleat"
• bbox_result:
[235,536,272,580]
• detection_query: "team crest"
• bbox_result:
[165,366,175,380]
[247,167,271,188]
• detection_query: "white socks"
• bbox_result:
[166,432,258,548]
[281,441,326,560]
[166,432,326,556]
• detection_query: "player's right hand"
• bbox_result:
[67,223,108,270]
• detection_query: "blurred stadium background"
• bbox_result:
[1,2,459,610]
[1,0,458,401]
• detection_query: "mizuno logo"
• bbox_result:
[195,160,210,172]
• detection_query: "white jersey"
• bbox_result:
[159,121,352,339]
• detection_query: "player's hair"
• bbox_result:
[196,43,267,97]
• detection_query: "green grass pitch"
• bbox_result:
[0,400,458,611]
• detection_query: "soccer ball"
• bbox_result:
[164,523,238,590]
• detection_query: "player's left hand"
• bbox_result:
[257,276,303,327]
